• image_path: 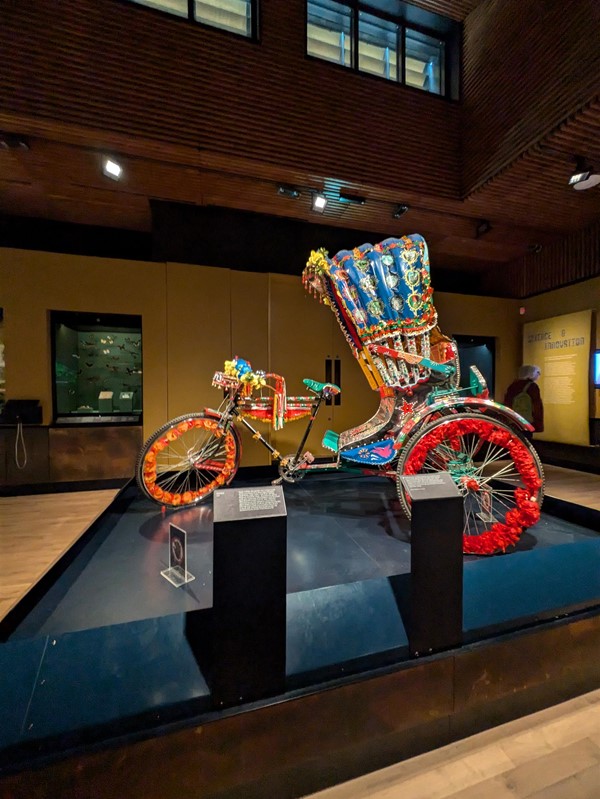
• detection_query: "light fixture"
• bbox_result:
[339,192,366,205]
[528,243,543,254]
[277,184,300,199]
[102,156,123,180]
[569,156,600,190]
[573,174,600,190]
[475,219,492,238]
[0,132,30,151]
[312,192,327,213]
[392,204,409,218]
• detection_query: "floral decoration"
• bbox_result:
[142,417,237,507]
[403,418,542,555]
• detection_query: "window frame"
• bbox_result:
[123,0,260,42]
[305,0,456,100]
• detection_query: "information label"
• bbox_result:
[400,471,460,501]
[214,485,287,523]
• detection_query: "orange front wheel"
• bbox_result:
[136,412,241,508]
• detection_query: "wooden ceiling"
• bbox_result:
[2,104,598,276]
[0,0,599,285]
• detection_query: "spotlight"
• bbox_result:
[475,219,492,238]
[572,173,600,191]
[0,133,30,151]
[277,185,300,199]
[312,193,327,213]
[528,243,543,254]
[339,192,366,205]
[102,156,123,180]
[569,157,600,190]
[392,204,409,218]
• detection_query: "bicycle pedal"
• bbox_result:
[271,476,284,485]
[302,451,315,464]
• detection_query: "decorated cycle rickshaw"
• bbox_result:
[136,234,544,555]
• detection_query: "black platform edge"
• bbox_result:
[0,478,129,497]
[543,494,600,532]
[0,481,135,642]
[1,606,599,793]
[534,439,600,475]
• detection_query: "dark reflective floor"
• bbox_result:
[7,474,600,640]
[1,474,599,764]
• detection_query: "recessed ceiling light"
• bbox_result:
[312,193,327,213]
[102,157,123,180]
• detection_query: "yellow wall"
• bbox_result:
[0,249,168,436]
[521,276,600,418]
[2,247,560,460]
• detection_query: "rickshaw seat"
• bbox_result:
[303,379,341,396]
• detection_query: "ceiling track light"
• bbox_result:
[0,132,30,151]
[392,204,409,219]
[277,184,300,199]
[475,219,492,238]
[339,192,366,205]
[528,243,543,254]
[568,156,593,187]
[102,156,123,180]
[312,192,328,213]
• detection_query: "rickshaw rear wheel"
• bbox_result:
[395,412,544,555]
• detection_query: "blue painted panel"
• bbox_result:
[464,539,600,632]
[19,614,208,744]
[287,578,408,677]
[0,637,47,748]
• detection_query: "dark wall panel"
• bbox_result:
[0,0,461,198]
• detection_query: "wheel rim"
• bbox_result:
[141,417,238,506]
[399,416,543,555]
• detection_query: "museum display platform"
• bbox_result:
[1,474,599,798]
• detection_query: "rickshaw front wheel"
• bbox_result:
[136,412,241,508]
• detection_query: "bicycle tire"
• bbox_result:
[136,412,241,508]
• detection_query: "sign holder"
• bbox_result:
[161,523,195,587]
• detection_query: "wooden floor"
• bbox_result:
[0,487,119,620]
[0,465,599,798]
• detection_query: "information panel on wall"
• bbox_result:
[523,310,592,445]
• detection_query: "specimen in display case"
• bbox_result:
[137,235,544,554]
[52,310,142,424]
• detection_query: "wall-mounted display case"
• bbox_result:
[51,311,142,424]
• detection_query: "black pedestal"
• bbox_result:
[209,485,287,707]
[401,473,463,657]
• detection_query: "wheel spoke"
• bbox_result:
[397,413,544,555]
[137,414,239,507]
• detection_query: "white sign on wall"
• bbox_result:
[523,310,592,446]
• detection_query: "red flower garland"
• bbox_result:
[404,418,542,555]
[142,417,237,507]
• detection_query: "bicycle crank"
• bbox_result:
[272,452,315,484]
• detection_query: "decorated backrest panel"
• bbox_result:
[304,234,450,392]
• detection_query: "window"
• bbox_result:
[307,0,455,98]
[307,0,353,66]
[359,12,398,80]
[129,0,257,39]
[194,0,252,36]
[405,28,444,95]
